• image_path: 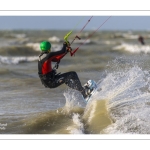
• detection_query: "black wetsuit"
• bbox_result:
[138,36,145,45]
[38,43,86,98]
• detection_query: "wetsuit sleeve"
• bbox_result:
[46,43,68,61]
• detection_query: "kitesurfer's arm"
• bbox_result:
[47,42,72,62]
[46,42,68,59]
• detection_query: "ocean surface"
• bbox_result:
[1,29,150,134]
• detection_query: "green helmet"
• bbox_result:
[40,41,51,51]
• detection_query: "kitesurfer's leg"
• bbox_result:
[50,71,87,98]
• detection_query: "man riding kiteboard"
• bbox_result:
[37,17,111,102]
[38,41,90,99]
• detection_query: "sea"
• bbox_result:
[1,29,150,135]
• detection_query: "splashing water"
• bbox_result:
[81,58,150,134]
[67,113,84,134]
[63,89,86,112]
[98,61,150,134]
[62,57,150,134]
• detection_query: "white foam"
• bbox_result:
[73,39,91,44]
[96,64,150,134]
[104,40,116,45]
[113,43,150,53]
[26,43,40,51]
[26,42,62,51]
[113,32,139,39]
[0,55,38,64]
[48,36,60,42]
[10,33,26,39]
[67,113,84,134]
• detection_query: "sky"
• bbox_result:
[0,16,150,31]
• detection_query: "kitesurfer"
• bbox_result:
[138,35,145,45]
[38,41,88,99]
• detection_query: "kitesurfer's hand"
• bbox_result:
[63,42,67,45]
[66,46,72,52]
[63,41,70,46]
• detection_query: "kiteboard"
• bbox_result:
[83,79,98,103]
